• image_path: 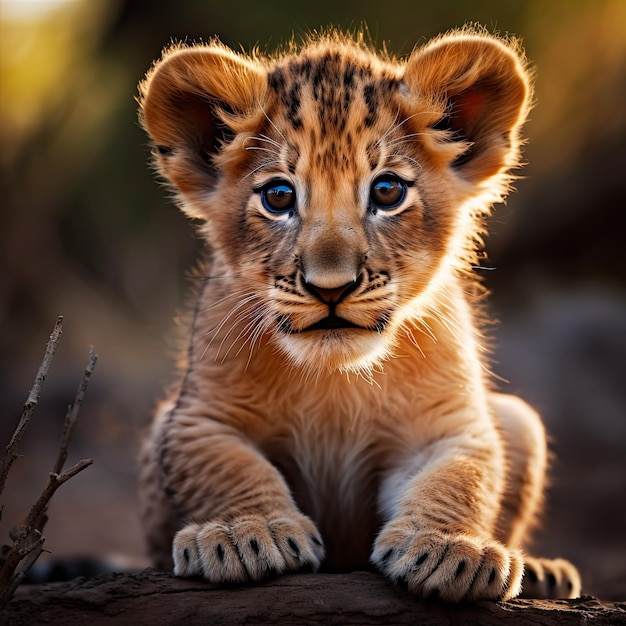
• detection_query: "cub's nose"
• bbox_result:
[303,279,358,305]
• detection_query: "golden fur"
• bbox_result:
[137,27,581,601]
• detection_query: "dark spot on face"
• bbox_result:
[290,57,313,81]
[286,82,302,130]
[216,544,225,562]
[311,535,323,547]
[415,553,429,568]
[250,539,260,555]
[382,549,394,563]
[343,64,355,88]
[276,315,293,333]
[383,77,399,92]
[488,568,497,584]
[182,548,190,563]
[286,142,300,174]
[363,83,378,127]
[366,140,380,171]
[268,68,286,92]
[455,561,466,578]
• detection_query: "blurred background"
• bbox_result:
[1,0,624,599]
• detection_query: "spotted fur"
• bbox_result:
[137,27,581,601]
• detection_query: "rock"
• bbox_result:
[3,569,626,625]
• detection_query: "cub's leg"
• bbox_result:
[139,406,324,582]
[138,403,179,570]
[491,393,581,599]
[371,402,525,602]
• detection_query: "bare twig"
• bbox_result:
[0,534,44,605]
[26,459,94,534]
[0,459,94,602]
[0,322,97,605]
[52,347,99,476]
[0,316,64,497]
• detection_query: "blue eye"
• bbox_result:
[260,180,296,215]
[370,176,407,210]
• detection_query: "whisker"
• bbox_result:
[241,159,282,182]
[201,292,259,359]
[377,111,438,146]
[214,295,263,358]
[261,107,288,144]
[199,287,257,314]
[245,145,280,156]
[256,133,283,149]
[223,307,270,361]
[385,131,428,146]
[243,133,283,151]
[243,317,272,370]
[392,154,422,170]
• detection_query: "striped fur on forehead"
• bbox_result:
[266,41,403,132]
[245,38,422,187]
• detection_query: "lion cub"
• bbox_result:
[137,28,581,602]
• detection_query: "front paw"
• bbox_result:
[371,519,523,602]
[172,512,325,583]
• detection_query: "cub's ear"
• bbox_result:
[138,44,266,216]
[404,32,531,183]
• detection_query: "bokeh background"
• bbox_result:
[1,0,625,599]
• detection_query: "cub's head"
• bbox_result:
[138,29,530,374]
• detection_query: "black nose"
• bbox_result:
[303,280,358,305]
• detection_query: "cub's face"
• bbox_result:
[139,32,529,372]
[219,60,459,372]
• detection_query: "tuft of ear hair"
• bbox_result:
[137,43,266,210]
[404,31,531,183]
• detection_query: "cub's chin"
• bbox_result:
[274,327,391,375]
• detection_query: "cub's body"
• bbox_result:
[138,28,580,602]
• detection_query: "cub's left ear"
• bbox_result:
[404,32,531,183]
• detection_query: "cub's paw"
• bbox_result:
[371,520,523,602]
[520,556,581,599]
[172,512,325,583]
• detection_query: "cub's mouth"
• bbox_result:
[276,313,390,335]
[303,315,364,332]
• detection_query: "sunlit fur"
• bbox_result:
[137,27,581,602]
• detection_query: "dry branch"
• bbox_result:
[0,460,93,603]
[53,347,98,476]
[0,316,63,497]
[0,320,97,606]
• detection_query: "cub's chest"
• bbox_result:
[260,414,384,569]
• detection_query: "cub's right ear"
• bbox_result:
[138,44,266,216]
